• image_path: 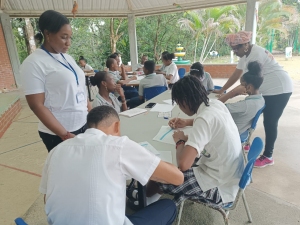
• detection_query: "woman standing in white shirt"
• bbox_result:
[21,10,89,152]
[90,71,127,113]
[215,31,293,168]
[162,53,180,89]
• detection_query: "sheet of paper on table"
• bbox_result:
[162,99,176,105]
[137,75,145,81]
[150,103,175,112]
[128,80,140,84]
[119,108,147,117]
[139,141,160,156]
[153,126,193,145]
[157,111,172,118]
[159,151,173,163]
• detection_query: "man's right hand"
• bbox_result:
[168,118,187,129]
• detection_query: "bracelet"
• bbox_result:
[61,131,71,141]
[176,139,186,149]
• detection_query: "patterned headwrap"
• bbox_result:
[225,31,252,46]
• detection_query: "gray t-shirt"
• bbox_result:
[186,71,214,91]
[226,94,265,134]
[138,73,168,97]
[92,93,122,113]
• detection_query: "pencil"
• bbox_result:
[173,112,180,129]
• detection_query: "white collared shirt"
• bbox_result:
[138,73,168,96]
[226,94,265,134]
[165,62,179,84]
[92,93,122,113]
[39,128,160,225]
[186,99,244,203]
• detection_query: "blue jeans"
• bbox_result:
[122,86,139,99]
[127,199,177,225]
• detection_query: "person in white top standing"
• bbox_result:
[214,31,293,168]
[78,56,94,72]
[21,10,89,152]
[146,76,244,207]
[162,53,180,89]
[40,105,184,225]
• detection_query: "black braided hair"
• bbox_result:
[172,76,209,114]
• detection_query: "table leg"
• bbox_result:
[137,182,147,209]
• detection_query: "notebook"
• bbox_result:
[119,108,147,117]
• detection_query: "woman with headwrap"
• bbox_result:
[214,31,293,168]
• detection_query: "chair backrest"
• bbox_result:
[247,137,263,162]
[178,68,186,79]
[144,86,167,101]
[250,105,265,130]
[239,158,256,189]
[15,218,28,225]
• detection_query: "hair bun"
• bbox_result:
[34,32,43,44]
[247,61,262,76]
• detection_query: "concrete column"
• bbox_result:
[245,0,259,44]
[127,14,138,71]
[0,11,21,88]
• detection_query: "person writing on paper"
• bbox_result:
[146,76,244,207]
[128,60,168,108]
[137,55,148,71]
[106,58,138,99]
[21,10,88,152]
[162,53,180,89]
[218,61,265,135]
[90,71,127,113]
[214,31,293,168]
[78,56,94,73]
[156,51,169,75]
[189,62,214,93]
[40,105,184,225]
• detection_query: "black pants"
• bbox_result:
[39,124,87,152]
[263,93,292,158]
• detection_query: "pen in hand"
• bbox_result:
[171,112,180,129]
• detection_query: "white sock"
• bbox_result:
[146,193,161,205]
[267,156,272,160]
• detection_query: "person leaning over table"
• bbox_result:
[128,60,168,108]
[214,31,293,168]
[90,71,127,113]
[78,56,94,73]
[162,52,180,89]
[40,105,184,225]
[155,51,169,75]
[145,76,244,208]
[21,10,89,152]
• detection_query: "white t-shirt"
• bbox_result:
[236,44,293,96]
[39,128,160,225]
[186,99,244,203]
[138,73,168,96]
[226,94,265,134]
[81,63,93,71]
[200,72,214,91]
[21,49,88,134]
[165,62,179,84]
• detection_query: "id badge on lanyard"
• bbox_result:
[41,45,85,103]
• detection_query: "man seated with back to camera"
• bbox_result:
[39,105,184,225]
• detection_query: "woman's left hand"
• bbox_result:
[173,130,188,143]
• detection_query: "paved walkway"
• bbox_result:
[0,78,299,225]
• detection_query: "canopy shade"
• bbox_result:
[1,0,247,18]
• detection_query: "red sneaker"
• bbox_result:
[254,155,274,168]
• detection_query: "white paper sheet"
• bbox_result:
[119,108,147,117]
[139,141,160,156]
[153,126,193,145]
[157,111,172,118]
[137,75,145,81]
[158,151,173,163]
[128,80,140,84]
[150,103,175,112]
[162,99,176,105]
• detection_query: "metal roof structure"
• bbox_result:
[1,0,247,18]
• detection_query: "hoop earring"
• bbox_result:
[244,48,248,53]
[105,85,108,92]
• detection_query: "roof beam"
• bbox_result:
[126,0,133,11]
[0,0,5,10]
